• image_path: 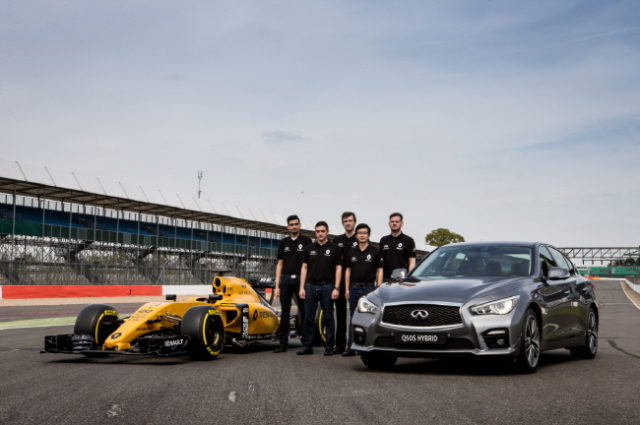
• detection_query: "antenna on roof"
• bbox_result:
[197,170,203,199]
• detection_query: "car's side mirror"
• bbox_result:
[208,294,223,303]
[547,267,570,280]
[390,268,407,282]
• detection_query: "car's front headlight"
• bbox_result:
[471,296,519,315]
[357,297,379,314]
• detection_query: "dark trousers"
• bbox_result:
[277,274,304,346]
[334,284,347,350]
[301,283,335,350]
[347,285,377,348]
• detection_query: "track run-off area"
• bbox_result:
[1,280,639,425]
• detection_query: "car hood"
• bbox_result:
[375,277,528,305]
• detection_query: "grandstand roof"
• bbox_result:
[0,164,309,237]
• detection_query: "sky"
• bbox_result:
[1,0,639,249]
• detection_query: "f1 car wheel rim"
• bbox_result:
[587,312,598,354]
[524,315,540,368]
[205,318,222,347]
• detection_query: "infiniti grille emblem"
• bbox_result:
[410,309,429,319]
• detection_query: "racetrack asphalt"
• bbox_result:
[1,279,639,425]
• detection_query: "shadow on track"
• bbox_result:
[351,350,577,376]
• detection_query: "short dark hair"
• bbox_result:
[341,211,356,221]
[286,214,300,224]
[389,212,403,221]
[355,223,370,235]
[315,221,329,230]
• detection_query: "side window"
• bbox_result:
[539,246,557,275]
[563,256,577,275]
[548,247,570,272]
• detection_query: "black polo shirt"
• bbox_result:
[347,244,383,284]
[277,235,312,275]
[379,232,416,277]
[303,241,342,284]
[333,233,357,267]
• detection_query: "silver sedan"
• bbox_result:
[350,242,598,372]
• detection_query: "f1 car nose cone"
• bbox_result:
[410,310,429,319]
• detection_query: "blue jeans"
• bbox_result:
[348,285,377,348]
[301,283,335,350]
[277,274,304,346]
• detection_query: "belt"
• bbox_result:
[309,281,332,286]
[283,274,298,279]
[352,282,375,287]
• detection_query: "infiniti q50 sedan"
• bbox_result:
[350,242,598,372]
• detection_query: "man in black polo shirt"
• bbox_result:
[332,211,357,354]
[343,223,383,356]
[379,212,416,279]
[273,215,312,353]
[297,221,342,356]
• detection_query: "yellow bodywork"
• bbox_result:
[102,276,279,351]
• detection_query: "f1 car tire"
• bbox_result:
[361,352,397,370]
[182,306,225,360]
[73,304,119,349]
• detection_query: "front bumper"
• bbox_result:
[350,306,522,358]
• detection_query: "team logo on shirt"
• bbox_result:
[352,241,357,247]
[351,256,357,262]
[324,249,331,256]
[298,244,303,251]
[338,243,344,247]
[366,254,372,262]
[284,247,291,252]
[382,244,390,250]
[397,242,404,250]
[310,250,317,256]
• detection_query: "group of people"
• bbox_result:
[273,212,417,356]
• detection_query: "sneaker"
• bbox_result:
[333,347,345,355]
[273,345,288,353]
[324,348,334,356]
[296,348,313,355]
[342,349,356,357]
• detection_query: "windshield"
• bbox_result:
[412,245,532,279]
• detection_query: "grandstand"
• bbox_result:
[0,163,313,285]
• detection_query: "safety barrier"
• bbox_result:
[625,279,640,295]
[0,284,272,299]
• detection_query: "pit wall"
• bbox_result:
[0,285,212,299]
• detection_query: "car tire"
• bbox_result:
[515,309,541,373]
[361,352,397,370]
[181,306,225,360]
[569,309,598,359]
[73,304,119,349]
[312,308,328,346]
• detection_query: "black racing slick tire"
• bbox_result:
[73,304,119,349]
[361,352,397,370]
[569,308,598,359]
[515,309,541,373]
[181,306,225,360]
[313,308,328,346]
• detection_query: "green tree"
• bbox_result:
[425,228,465,247]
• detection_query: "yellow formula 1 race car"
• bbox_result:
[43,276,294,360]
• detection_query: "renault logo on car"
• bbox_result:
[411,310,429,319]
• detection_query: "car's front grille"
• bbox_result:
[373,336,474,350]
[382,304,462,327]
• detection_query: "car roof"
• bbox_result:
[439,241,541,248]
